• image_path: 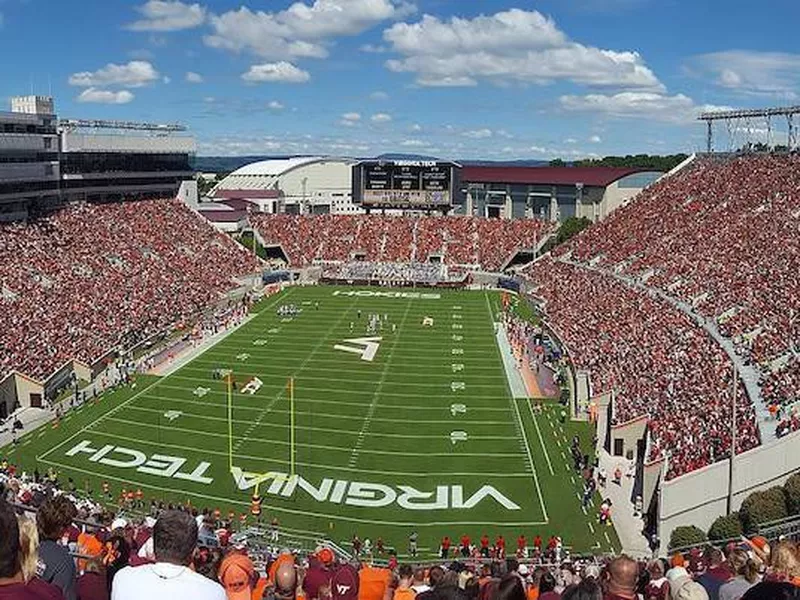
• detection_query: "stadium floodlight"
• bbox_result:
[698,105,800,153]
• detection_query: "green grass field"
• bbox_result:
[4,286,619,556]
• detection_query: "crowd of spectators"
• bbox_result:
[0,199,259,381]
[556,154,799,413]
[250,215,550,272]
[525,259,760,479]
[3,469,800,600]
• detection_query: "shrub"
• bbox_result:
[708,513,743,542]
[784,472,800,514]
[669,525,707,551]
[740,487,788,533]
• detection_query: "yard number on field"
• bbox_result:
[450,403,467,416]
[164,410,182,422]
[450,431,468,444]
[193,387,210,397]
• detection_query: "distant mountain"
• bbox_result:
[192,154,551,173]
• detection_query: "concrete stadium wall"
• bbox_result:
[659,428,800,552]
[599,172,662,220]
[610,416,647,460]
[279,160,354,210]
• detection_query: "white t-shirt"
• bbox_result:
[111,562,226,600]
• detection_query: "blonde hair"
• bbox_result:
[727,549,759,584]
[770,541,800,579]
[18,516,40,583]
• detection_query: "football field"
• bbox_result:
[5,286,619,555]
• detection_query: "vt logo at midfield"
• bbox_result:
[334,337,382,362]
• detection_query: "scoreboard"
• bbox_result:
[358,161,456,207]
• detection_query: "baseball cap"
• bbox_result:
[518,564,529,576]
[318,547,335,565]
[111,517,128,531]
[219,553,256,600]
[331,564,359,600]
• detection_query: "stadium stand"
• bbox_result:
[524,153,800,479]
[0,199,259,381]
[250,214,551,271]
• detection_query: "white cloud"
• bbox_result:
[559,91,730,124]
[382,8,663,90]
[127,1,206,32]
[689,50,800,98]
[162,76,171,84]
[268,100,285,110]
[589,135,602,143]
[361,44,390,53]
[205,1,416,60]
[370,90,389,100]
[410,123,422,132]
[564,137,578,144]
[371,113,392,123]
[339,112,362,126]
[77,88,135,104]
[242,62,311,84]
[462,128,493,139]
[400,139,428,147]
[69,61,160,88]
[185,71,204,83]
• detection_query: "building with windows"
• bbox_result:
[0,96,197,221]
[0,96,60,222]
[459,166,663,222]
[211,157,359,214]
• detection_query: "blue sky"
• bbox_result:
[1,0,799,159]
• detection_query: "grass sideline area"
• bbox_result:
[3,286,620,556]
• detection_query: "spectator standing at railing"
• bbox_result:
[37,496,78,600]
[110,510,225,600]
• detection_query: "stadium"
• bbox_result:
[1,87,800,600]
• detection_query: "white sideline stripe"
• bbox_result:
[97,421,523,459]
[122,402,514,426]
[104,416,510,442]
[528,399,555,475]
[39,456,547,527]
[35,293,292,463]
[485,291,549,524]
[52,430,534,478]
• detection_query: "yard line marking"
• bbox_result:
[484,291,548,524]
[350,297,415,468]
[153,384,514,406]
[604,531,611,545]
[105,415,511,443]
[581,505,588,515]
[233,295,360,455]
[123,401,513,426]
[587,521,594,533]
[43,433,533,476]
[92,426,521,459]
[35,291,293,464]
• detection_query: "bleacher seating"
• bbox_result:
[0,199,259,381]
